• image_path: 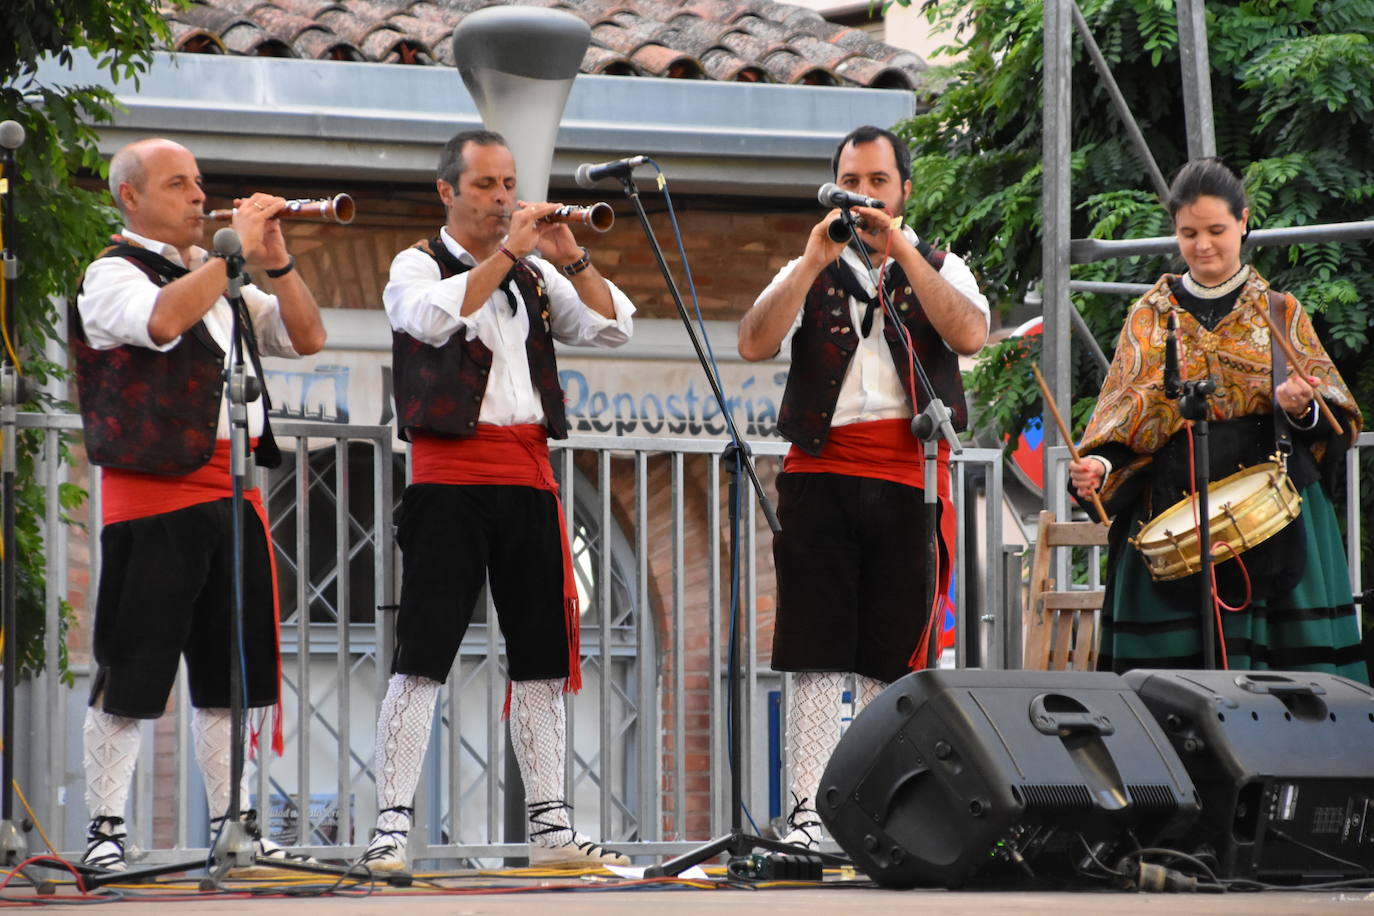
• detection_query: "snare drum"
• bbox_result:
[1130,462,1302,581]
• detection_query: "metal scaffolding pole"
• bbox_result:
[1177,0,1217,158]
[1042,0,1074,475]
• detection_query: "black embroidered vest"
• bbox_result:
[71,239,281,474]
[776,251,969,455]
[391,237,567,441]
[72,242,222,474]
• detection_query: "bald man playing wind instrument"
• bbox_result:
[72,138,325,873]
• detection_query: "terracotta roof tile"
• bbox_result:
[716,30,775,63]
[220,22,275,55]
[166,22,229,54]
[313,9,378,46]
[249,6,323,42]
[834,57,915,91]
[761,49,835,86]
[698,47,768,83]
[384,12,454,50]
[161,0,926,88]
[272,0,347,18]
[786,34,853,71]
[581,45,637,75]
[292,27,364,60]
[630,43,703,79]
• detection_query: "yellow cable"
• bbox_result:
[11,779,59,856]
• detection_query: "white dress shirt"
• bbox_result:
[76,228,300,439]
[384,227,635,427]
[754,227,989,427]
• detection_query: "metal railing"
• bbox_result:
[12,412,1013,865]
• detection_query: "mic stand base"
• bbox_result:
[0,820,56,895]
[642,830,848,878]
[199,818,257,890]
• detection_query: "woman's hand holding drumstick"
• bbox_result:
[1031,363,1110,524]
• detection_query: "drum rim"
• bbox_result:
[1129,461,1302,581]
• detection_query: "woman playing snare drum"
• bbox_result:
[1068,158,1365,680]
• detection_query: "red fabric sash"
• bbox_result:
[411,425,582,699]
[99,440,285,755]
[783,418,956,670]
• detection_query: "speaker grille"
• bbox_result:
[1017,784,1094,810]
[1127,784,1180,810]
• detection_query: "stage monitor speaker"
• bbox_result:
[1124,669,1374,882]
[817,669,1199,888]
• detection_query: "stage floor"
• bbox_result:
[4,865,1371,914]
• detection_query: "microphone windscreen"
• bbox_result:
[0,120,26,151]
[575,163,597,190]
[817,182,841,208]
[212,227,243,257]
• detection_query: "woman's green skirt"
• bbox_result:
[1098,482,1368,683]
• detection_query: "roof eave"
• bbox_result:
[35,50,915,196]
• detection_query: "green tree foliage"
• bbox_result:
[2,1,174,681]
[892,0,1374,578]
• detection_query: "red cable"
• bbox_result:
[875,228,947,666]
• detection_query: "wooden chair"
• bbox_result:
[1023,510,1110,670]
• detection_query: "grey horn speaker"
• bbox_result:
[452,7,591,204]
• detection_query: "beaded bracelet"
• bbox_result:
[561,247,591,277]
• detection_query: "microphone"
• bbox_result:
[1163,309,1181,399]
[818,182,885,211]
[212,227,242,258]
[575,156,650,188]
[213,227,247,299]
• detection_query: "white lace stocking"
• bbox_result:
[374,674,440,832]
[83,708,143,819]
[508,678,571,846]
[788,671,847,810]
[854,674,887,715]
[191,707,254,820]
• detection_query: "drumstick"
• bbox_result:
[1031,363,1110,523]
[1250,299,1343,436]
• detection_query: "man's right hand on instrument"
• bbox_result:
[1068,457,1106,500]
[804,210,851,267]
[505,202,559,259]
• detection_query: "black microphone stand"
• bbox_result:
[1163,312,1218,669]
[831,209,961,671]
[603,172,841,877]
[200,230,259,887]
[0,118,54,895]
[198,231,371,887]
